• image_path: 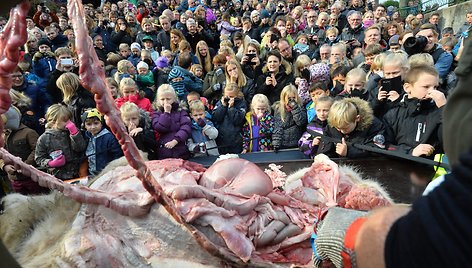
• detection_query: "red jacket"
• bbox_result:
[115,93,153,114]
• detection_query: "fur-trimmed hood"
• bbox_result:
[261,58,292,75]
[349,97,374,131]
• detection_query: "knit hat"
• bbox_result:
[251,10,260,18]
[168,66,184,79]
[37,38,51,48]
[131,42,141,51]
[156,56,169,68]
[260,9,270,19]
[389,35,400,46]
[137,61,149,70]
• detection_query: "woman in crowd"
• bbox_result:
[240,41,263,80]
[110,18,134,49]
[195,40,214,76]
[170,28,186,54]
[225,58,255,106]
[256,50,294,104]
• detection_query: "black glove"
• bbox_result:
[192,144,201,153]
[288,100,297,109]
[212,83,221,92]
[197,118,206,127]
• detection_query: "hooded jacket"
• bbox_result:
[85,128,123,176]
[256,61,295,104]
[212,97,247,154]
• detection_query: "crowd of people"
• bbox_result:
[0,0,470,195]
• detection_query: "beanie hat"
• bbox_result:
[251,10,260,18]
[156,56,169,68]
[389,35,400,46]
[168,66,185,80]
[137,61,149,70]
[1,106,21,130]
[131,42,142,51]
[37,38,51,48]
[260,9,270,19]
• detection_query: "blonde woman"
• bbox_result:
[56,72,95,126]
[195,40,213,75]
[225,58,255,105]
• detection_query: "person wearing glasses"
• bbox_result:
[341,11,364,47]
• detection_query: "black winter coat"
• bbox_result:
[272,103,307,149]
[256,65,295,105]
[383,97,443,155]
[212,98,247,154]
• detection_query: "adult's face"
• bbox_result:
[467,13,472,24]
[46,29,57,40]
[330,6,339,16]
[348,13,362,28]
[375,6,385,18]
[387,25,397,36]
[266,55,281,73]
[319,47,330,60]
[429,15,439,24]
[170,33,180,45]
[416,28,437,52]
[160,18,171,31]
[307,11,317,26]
[11,71,24,88]
[365,28,381,46]
[187,22,197,34]
[198,45,208,56]
[226,63,239,80]
[278,40,292,60]
[317,15,328,27]
[26,18,35,29]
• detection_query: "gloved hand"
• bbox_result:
[65,120,79,135]
[32,51,44,61]
[48,154,66,168]
[197,118,206,127]
[192,145,201,153]
[288,100,297,109]
[128,94,139,103]
[312,207,367,268]
[212,83,221,92]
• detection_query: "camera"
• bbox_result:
[267,71,274,76]
[403,36,428,56]
[245,54,256,65]
[60,58,74,66]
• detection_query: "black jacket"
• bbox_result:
[383,97,443,155]
[256,64,294,105]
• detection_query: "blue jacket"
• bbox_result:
[32,54,56,80]
[85,128,123,176]
[15,79,52,120]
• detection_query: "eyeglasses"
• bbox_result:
[307,16,317,19]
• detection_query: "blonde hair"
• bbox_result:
[119,77,138,94]
[370,53,386,72]
[195,40,212,73]
[45,104,72,129]
[408,53,434,68]
[326,27,339,36]
[120,101,140,116]
[345,68,367,85]
[10,89,32,112]
[189,99,205,113]
[294,55,311,77]
[178,40,192,52]
[154,84,178,110]
[251,94,271,114]
[225,59,247,88]
[224,83,244,98]
[119,43,130,51]
[328,98,373,130]
[56,72,81,104]
[161,49,172,58]
[190,64,203,75]
[277,84,301,122]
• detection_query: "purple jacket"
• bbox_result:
[152,102,192,159]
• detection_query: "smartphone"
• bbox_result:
[60,58,74,66]
[380,77,402,94]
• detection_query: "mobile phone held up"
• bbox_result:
[380,76,403,94]
[245,54,256,65]
[60,58,74,66]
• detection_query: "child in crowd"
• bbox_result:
[212,83,247,154]
[383,65,446,157]
[299,96,333,158]
[35,104,86,180]
[241,94,274,153]
[32,38,56,84]
[330,64,350,96]
[306,82,330,123]
[325,27,340,46]
[141,50,157,70]
[82,108,123,177]
[114,59,137,84]
[154,56,171,86]
[136,61,156,101]
[336,68,369,100]
[190,64,204,79]
[152,84,192,159]
[120,102,158,160]
[272,85,307,151]
[297,63,331,104]
[115,77,153,114]
[187,100,219,156]
[118,43,131,59]
[293,33,310,54]
[317,97,385,158]
[294,55,312,99]
[142,35,159,64]
[106,77,119,99]
[1,106,48,195]
[128,42,141,66]
[187,91,211,112]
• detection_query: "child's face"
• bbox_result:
[284,93,297,104]
[335,120,358,135]
[158,92,176,106]
[194,68,203,77]
[405,73,439,100]
[298,37,308,45]
[187,94,199,104]
[310,89,328,103]
[333,74,346,85]
[120,48,131,57]
[122,112,140,128]
[253,102,267,117]
[121,86,137,97]
[389,45,400,52]
[52,117,69,130]
[190,109,205,122]
[84,118,103,136]
[315,101,331,121]
[443,46,453,53]
[39,44,50,53]
[345,77,364,93]
[224,90,238,99]
[138,67,148,75]
[143,40,153,49]
[108,84,118,98]
[327,33,337,41]
[132,48,140,56]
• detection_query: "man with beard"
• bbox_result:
[277,38,299,65]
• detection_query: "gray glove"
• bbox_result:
[313,207,367,268]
